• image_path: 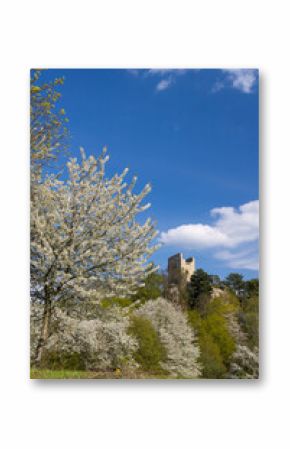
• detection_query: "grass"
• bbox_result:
[30,368,177,379]
[31,369,100,379]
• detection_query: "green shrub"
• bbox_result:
[40,350,86,371]
[188,296,236,373]
[129,315,167,373]
[131,271,164,303]
[239,295,259,348]
[205,295,239,315]
[203,314,235,364]
[198,331,227,378]
[188,310,227,378]
[100,297,133,309]
[187,309,202,330]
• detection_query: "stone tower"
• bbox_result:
[168,253,195,286]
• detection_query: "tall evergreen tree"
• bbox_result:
[188,269,213,310]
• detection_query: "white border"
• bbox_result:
[1,1,289,448]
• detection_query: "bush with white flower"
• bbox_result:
[31,305,138,372]
[135,298,201,378]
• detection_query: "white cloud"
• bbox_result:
[212,69,258,94]
[224,69,257,93]
[156,78,173,91]
[127,69,188,91]
[149,69,188,91]
[147,69,187,91]
[211,200,259,246]
[160,200,259,270]
[160,223,229,248]
[128,68,258,94]
[213,69,258,94]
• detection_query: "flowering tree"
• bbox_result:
[30,70,69,171]
[31,148,159,364]
[229,344,259,379]
[135,298,201,378]
[31,305,138,372]
[226,307,259,378]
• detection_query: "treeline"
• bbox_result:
[186,270,259,378]
[128,268,259,379]
[89,268,259,379]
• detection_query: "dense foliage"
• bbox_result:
[225,273,259,300]
[135,298,201,378]
[239,295,259,349]
[128,316,167,373]
[188,269,213,310]
[131,271,164,302]
[31,304,138,372]
[187,285,258,379]
[187,310,227,378]
[31,299,202,378]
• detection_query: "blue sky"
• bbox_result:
[40,69,259,279]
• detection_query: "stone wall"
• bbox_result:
[168,253,195,285]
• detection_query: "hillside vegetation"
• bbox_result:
[31,270,259,379]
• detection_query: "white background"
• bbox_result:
[0,1,289,447]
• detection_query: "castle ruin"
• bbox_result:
[166,253,195,306]
[168,253,195,286]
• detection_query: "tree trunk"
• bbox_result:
[34,291,52,366]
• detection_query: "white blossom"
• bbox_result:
[229,344,259,379]
[31,148,159,363]
[135,298,201,378]
[31,304,138,371]
[226,311,259,378]
[31,148,159,302]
